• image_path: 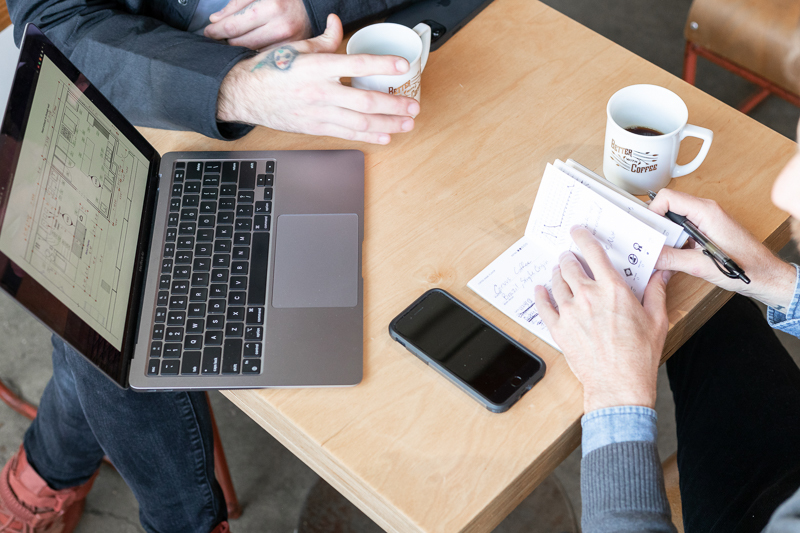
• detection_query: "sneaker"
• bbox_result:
[0,445,97,532]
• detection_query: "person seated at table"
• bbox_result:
[8,0,421,144]
[0,1,420,532]
[534,119,800,530]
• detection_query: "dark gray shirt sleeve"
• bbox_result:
[581,441,677,533]
[8,0,257,139]
[302,0,418,35]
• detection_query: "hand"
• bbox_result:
[534,227,670,413]
[217,14,420,144]
[649,188,795,311]
[205,0,312,50]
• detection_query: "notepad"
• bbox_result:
[467,160,687,350]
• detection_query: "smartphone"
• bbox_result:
[389,289,545,412]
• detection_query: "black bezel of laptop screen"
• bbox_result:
[0,24,161,388]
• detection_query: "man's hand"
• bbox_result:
[205,0,312,50]
[217,14,419,144]
[534,227,670,413]
[649,188,796,311]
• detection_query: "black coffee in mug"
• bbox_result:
[625,125,663,136]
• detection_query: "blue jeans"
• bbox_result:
[22,336,227,533]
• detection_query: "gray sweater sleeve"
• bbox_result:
[581,441,677,533]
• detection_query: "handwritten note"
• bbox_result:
[468,163,667,351]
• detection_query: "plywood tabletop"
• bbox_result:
[138,0,795,531]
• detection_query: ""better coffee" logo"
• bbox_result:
[610,138,658,174]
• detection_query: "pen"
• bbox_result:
[647,191,750,284]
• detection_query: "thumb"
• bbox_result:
[303,14,343,54]
[642,269,669,320]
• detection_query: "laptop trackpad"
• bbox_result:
[272,214,359,308]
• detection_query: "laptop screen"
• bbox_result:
[0,25,160,387]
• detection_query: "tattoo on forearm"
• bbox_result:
[251,45,299,72]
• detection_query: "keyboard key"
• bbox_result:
[246,307,264,325]
[169,295,188,310]
[173,168,185,182]
[181,208,198,221]
[201,188,218,201]
[264,173,275,186]
[179,222,196,235]
[208,315,225,329]
[152,324,165,340]
[166,328,184,342]
[181,352,201,375]
[218,212,234,225]
[205,330,223,346]
[245,326,263,341]
[265,160,275,173]
[176,236,194,249]
[222,339,242,374]
[148,359,160,375]
[211,269,229,283]
[253,215,270,231]
[230,276,247,290]
[190,288,208,302]
[222,162,239,183]
[175,251,193,264]
[203,174,220,187]
[150,341,162,358]
[229,291,246,306]
[231,262,248,276]
[195,243,213,256]
[255,201,271,214]
[173,265,191,279]
[167,312,186,326]
[191,273,210,286]
[232,248,249,261]
[157,291,169,306]
[186,162,203,180]
[194,258,211,271]
[165,228,177,242]
[202,347,222,374]
[161,360,180,375]
[237,191,254,203]
[210,285,228,298]
[220,184,237,196]
[164,343,182,358]
[159,275,171,291]
[205,161,221,174]
[239,162,257,189]
[219,198,235,210]
[198,215,215,227]
[244,342,262,357]
[183,195,199,207]
[161,259,173,274]
[155,308,167,323]
[164,243,175,257]
[175,162,186,168]
[263,188,273,201]
[242,359,261,374]
[226,322,244,337]
[170,198,181,211]
[249,233,270,305]
[236,205,253,218]
[184,335,202,350]
[168,213,179,226]
[235,219,252,232]
[233,233,251,246]
[200,201,217,214]
[227,307,245,321]
[215,226,233,239]
[197,229,214,242]
[188,303,206,317]
[213,254,230,268]
[184,181,200,194]
[186,319,204,334]
[171,280,190,294]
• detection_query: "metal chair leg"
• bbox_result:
[683,41,698,85]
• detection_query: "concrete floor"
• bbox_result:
[1,0,800,531]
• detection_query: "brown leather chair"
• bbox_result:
[683,0,800,113]
[663,452,684,533]
[0,379,242,519]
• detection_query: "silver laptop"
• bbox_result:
[0,24,363,390]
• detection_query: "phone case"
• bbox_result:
[384,0,495,51]
[388,288,546,413]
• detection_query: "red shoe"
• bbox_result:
[0,445,97,532]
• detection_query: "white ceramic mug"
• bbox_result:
[603,84,713,195]
[346,22,431,102]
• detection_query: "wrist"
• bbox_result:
[583,384,657,413]
[217,59,255,125]
[753,259,796,311]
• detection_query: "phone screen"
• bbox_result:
[391,290,543,406]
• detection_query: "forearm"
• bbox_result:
[9,0,256,139]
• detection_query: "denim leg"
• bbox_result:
[24,336,226,533]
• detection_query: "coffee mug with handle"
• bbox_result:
[346,22,431,102]
[603,84,713,195]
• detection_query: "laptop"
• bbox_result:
[0,24,364,390]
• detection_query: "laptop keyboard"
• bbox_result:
[147,160,274,377]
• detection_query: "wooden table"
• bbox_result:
[139,0,796,531]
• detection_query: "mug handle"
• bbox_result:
[412,23,432,72]
[672,125,714,178]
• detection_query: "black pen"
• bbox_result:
[647,191,750,284]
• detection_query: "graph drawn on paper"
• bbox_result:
[0,55,149,349]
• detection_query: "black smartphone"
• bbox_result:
[385,0,495,51]
[389,289,546,413]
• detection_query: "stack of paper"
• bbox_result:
[467,160,687,350]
